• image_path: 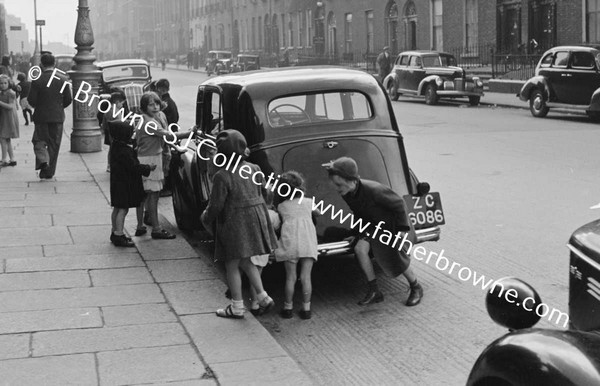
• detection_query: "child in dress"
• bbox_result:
[274,171,319,319]
[0,74,19,167]
[109,120,156,247]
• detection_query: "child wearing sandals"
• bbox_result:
[108,121,156,247]
[201,129,278,319]
[274,171,319,319]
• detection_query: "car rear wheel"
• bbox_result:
[425,84,439,105]
[386,81,399,101]
[529,89,549,118]
[469,96,481,106]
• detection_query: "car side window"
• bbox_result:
[552,51,569,67]
[571,52,595,69]
[209,92,223,135]
[409,56,422,67]
[539,53,553,68]
[399,55,409,66]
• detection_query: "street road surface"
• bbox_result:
[158,66,600,385]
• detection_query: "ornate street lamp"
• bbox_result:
[69,0,102,153]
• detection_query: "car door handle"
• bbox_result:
[323,141,338,149]
[561,74,572,77]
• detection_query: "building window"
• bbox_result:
[345,13,353,53]
[431,0,443,50]
[366,10,374,54]
[307,10,312,47]
[587,0,600,42]
[258,16,262,49]
[465,0,478,49]
[252,17,256,49]
[298,12,303,47]
[386,2,398,53]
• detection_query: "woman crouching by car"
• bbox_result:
[323,157,423,307]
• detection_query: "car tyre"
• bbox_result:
[425,84,439,105]
[586,111,600,122]
[469,96,481,106]
[529,89,549,118]
[386,81,399,101]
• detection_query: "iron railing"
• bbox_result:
[445,43,495,69]
[491,52,542,80]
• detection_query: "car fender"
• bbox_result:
[467,329,600,386]
[383,73,398,89]
[520,76,549,102]
[589,87,600,112]
[418,75,441,96]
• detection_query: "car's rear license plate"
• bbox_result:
[403,192,445,229]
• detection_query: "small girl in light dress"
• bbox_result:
[274,171,318,319]
[0,74,19,167]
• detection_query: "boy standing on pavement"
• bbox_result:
[28,53,73,179]
[155,79,179,196]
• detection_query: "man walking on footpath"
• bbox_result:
[376,46,392,82]
[28,53,73,179]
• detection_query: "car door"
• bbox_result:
[394,54,409,91]
[568,50,600,105]
[546,50,571,103]
[405,55,425,95]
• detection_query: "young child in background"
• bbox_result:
[248,190,281,315]
[274,171,319,319]
[108,120,156,247]
[16,72,32,126]
[0,74,19,167]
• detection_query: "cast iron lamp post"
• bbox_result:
[69,0,102,153]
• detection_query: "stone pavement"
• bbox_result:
[0,114,312,385]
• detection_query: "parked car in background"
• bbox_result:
[55,54,75,73]
[95,59,152,96]
[383,50,484,106]
[519,46,600,120]
[205,50,232,75]
[230,54,260,73]
[467,219,600,385]
[171,67,445,256]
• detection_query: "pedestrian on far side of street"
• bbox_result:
[16,72,33,126]
[200,129,278,319]
[323,156,424,307]
[27,53,73,179]
[108,120,156,247]
[273,171,319,320]
[0,56,13,78]
[376,46,392,82]
[136,92,177,240]
[0,74,19,167]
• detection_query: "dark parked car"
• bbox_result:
[205,50,232,75]
[519,46,600,120]
[171,67,445,256]
[467,219,600,385]
[95,59,152,96]
[55,54,75,73]
[383,50,484,106]
[230,54,260,73]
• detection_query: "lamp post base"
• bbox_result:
[70,130,102,153]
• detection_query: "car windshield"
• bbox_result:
[268,91,373,128]
[102,65,149,82]
[218,53,231,59]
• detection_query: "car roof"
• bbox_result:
[397,50,452,56]
[54,54,74,59]
[95,59,150,68]
[544,46,600,53]
[202,66,381,97]
[209,50,232,54]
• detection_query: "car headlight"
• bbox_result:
[435,78,443,87]
[476,80,483,87]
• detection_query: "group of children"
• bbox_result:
[0,72,32,168]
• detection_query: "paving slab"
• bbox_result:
[25,204,110,215]
[0,214,52,228]
[0,307,102,334]
[0,182,28,189]
[0,353,97,386]
[43,243,139,257]
[0,245,43,259]
[6,253,144,272]
[139,380,216,386]
[53,212,112,226]
[0,193,25,201]
[0,270,90,291]
[160,280,227,315]
[0,207,24,216]
[147,258,218,282]
[0,333,30,360]
[97,345,207,386]
[136,237,198,260]
[211,356,313,386]
[181,314,288,364]
[0,284,164,312]
[102,303,177,327]
[0,226,72,247]
[69,224,113,244]
[33,322,189,356]
[90,267,154,286]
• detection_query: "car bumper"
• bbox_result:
[317,226,441,257]
[437,91,484,97]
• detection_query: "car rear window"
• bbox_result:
[571,51,596,68]
[102,65,149,81]
[268,91,373,128]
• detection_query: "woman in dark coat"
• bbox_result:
[324,156,423,307]
[201,129,278,319]
[109,120,155,247]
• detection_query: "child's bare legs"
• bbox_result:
[0,138,11,163]
[239,258,273,311]
[112,207,129,235]
[283,261,297,311]
[299,258,314,311]
[249,265,264,312]
[135,204,146,235]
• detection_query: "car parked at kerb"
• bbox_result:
[519,45,600,120]
[467,219,600,385]
[205,50,232,75]
[230,54,260,73]
[171,66,445,257]
[95,59,153,96]
[383,50,484,106]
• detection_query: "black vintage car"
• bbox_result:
[95,59,153,96]
[519,46,600,120]
[467,219,600,385]
[230,54,260,73]
[205,50,232,75]
[383,50,484,106]
[171,67,445,256]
